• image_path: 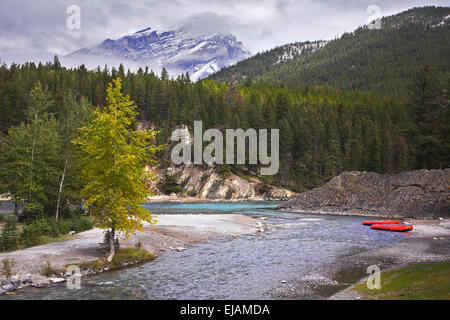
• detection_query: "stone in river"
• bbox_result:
[49,278,65,283]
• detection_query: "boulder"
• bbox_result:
[49,278,65,284]
[264,186,296,200]
[278,169,450,219]
[9,277,20,287]
[1,283,14,291]
[22,275,33,284]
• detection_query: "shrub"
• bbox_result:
[135,241,142,250]
[0,217,20,251]
[21,219,54,248]
[216,164,232,178]
[42,260,56,277]
[257,184,271,195]
[159,172,182,194]
[57,219,72,235]
[21,222,43,247]
[69,216,93,233]
[200,174,209,183]
[102,230,120,250]
[1,258,16,279]
[21,216,93,249]
[187,189,198,197]
[0,214,93,252]
[180,177,190,188]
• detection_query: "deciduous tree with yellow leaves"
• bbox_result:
[74,78,160,262]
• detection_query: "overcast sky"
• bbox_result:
[0,0,448,66]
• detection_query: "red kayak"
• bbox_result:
[371,224,413,232]
[362,220,401,226]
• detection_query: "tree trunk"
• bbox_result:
[13,197,18,216]
[422,159,427,170]
[55,157,68,221]
[29,112,38,203]
[106,228,116,262]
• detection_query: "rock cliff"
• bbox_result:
[277,170,450,219]
[153,164,296,201]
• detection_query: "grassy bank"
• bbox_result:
[77,248,156,272]
[37,248,156,279]
[354,261,450,300]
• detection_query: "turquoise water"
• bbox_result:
[144,201,280,213]
[3,201,406,300]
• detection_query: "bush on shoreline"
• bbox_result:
[0,215,93,252]
[0,217,20,251]
[1,257,16,279]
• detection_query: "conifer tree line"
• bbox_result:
[0,57,448,198]
[0,64,94,217]
[210,6,450,97]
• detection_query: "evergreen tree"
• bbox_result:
[367,124,382,172]
[408,65,443,169]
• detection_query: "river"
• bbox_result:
[3,201,406,299]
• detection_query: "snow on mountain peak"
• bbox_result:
[67,18,250,81]
[135,27,152,34]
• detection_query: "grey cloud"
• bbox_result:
[0,0,448,66]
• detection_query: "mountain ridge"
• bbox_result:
[209,6,450,95]
[68,25,251,80]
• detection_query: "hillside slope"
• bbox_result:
[210,6,450,95]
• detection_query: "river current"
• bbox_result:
[5,201,406,299]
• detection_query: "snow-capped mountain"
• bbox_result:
[67,24,250,80]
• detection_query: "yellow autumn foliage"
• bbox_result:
[74,78,161,238]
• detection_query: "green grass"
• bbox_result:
[354,261,450,300]
[77,248,156,271]
[32,234,74,246]
[42,260,58,277]
[111,248,156,267]
[0,234,75,254]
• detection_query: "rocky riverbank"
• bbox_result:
[155,164,296,201]
[278,169,450,219]
[267,218,450,299]
[0,214,259,295]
